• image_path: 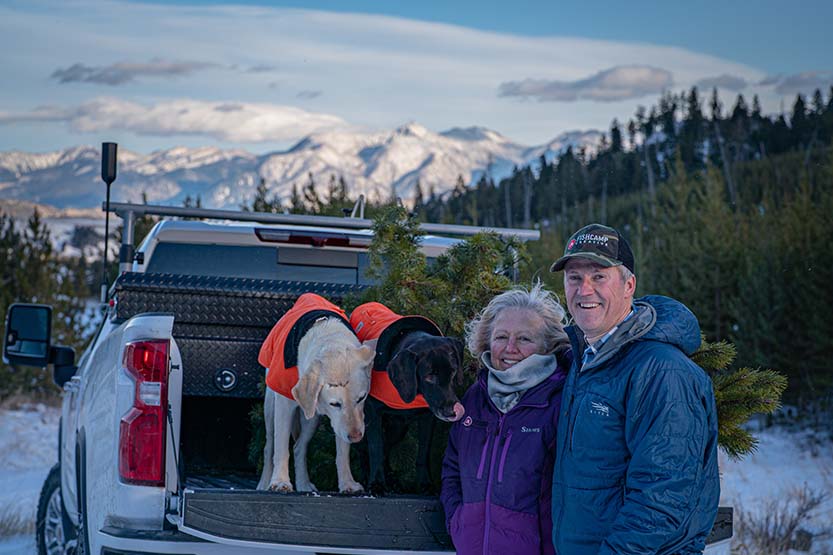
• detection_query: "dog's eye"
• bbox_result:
[330,401,342,409]
[424,375,438,384]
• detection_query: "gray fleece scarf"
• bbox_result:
[482,351,558,413]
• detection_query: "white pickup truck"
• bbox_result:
[5,202,732,555]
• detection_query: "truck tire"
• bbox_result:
[36,464,76,555]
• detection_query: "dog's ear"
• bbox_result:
[358,344,375,369]
[292,362,323,420]
[388,349,419,403]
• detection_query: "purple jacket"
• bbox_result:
[441,352,569,555]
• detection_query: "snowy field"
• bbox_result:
[0,404,61,555]
[0,404,831,554]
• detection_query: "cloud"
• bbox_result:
[50,59,220,86]
[759,71,833,96]
[214,103,244,113]
[695,74,748,91]
[247,64,278,73]
[0,97,348,143]
[498,65,673,103]
[296,90,322,99]
[0,105,72,124]
[758,75,782,87]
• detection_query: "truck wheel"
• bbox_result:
[36,464,76,555]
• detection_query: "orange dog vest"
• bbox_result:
[259,293,352,400]
[349,302,442,410]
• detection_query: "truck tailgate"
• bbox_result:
[179,489,453,553]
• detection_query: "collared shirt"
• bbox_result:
[581,309,635,370]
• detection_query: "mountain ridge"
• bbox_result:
[0,123,602,211]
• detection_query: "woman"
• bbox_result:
[440,282,571,555]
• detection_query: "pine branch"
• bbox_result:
[712,366,788,460]
[691,336,736,372]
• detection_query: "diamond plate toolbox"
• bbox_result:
[114,273,366,398]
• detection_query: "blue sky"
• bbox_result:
[1,0,831,154]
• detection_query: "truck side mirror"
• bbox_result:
[3,303,52,367]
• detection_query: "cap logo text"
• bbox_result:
[575,233,610,247]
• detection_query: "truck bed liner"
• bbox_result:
[181,489,453,551]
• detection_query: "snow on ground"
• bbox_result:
[0,403,60,554]
[719,424,833,553]
[0,404,831,554]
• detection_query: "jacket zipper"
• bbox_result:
[554,369,579,549]
[496,431,512,483]
[569,394,582,452]
[482,413,505,555]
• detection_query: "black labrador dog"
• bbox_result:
[362,330,465,494]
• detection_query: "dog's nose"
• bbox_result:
[348,430,364,443]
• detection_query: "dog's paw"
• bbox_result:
[268,481,294,493]
[338,479,364,494]
[368,480,387,496]
[295,480,318,493]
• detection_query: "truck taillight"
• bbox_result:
[119,340,169,486]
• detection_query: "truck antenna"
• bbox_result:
[100,142,118,303]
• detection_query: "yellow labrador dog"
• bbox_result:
[258,306,374,493]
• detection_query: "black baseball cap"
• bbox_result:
[549,223,635,274]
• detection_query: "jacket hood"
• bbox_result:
[639,294,701,355]
[571,295,701,372]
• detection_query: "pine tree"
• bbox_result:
[791,94,809,147]
[356,205,523,357]
[412,179,425,210]
[246,177,280,213]
[610,119,623,153]
[681,87,705,170]
[290,184,304,213]
[1,209,91,400]
[303,172,322,214]
[709,88,737,205]
[627,119,638,151]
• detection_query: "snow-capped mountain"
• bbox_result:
[0,124,601,211]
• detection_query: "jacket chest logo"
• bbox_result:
[590,401,610,416]
[521,426,541,433]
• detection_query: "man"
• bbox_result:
[550,223,719,555]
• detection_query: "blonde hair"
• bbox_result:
[465,281,570,359]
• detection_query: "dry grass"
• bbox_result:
[0,505,34,539]
[731,485,832,555]
[0,391,61,411]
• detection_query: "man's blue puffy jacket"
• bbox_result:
[551,295,719,555]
